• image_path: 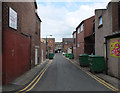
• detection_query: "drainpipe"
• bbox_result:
[0,1,2,92]
[105,38,108,75]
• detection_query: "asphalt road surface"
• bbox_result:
[30,53,115,92]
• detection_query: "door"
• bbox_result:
[42,49,43,63]
[35,48,38,65]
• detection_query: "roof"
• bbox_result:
[104,31,120,39]
[62,38,74,43]
[36,13,42,22]
[72,31,76,35]
[34,0,38,9]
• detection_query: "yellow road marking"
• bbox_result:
[64,57,119,91]
[26,65,49,91]
[86,72,118,91]
[17,60,52,92]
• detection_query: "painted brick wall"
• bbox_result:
[2,2,41,67]
[2,30,31,84]
[2,2,41,84]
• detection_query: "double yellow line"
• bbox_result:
[65,57,119,92]
[16,60,53,93]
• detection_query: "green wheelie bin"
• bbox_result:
[89,55,105,73]
[69,53,74,59]
[79,54,89,67]
[66,53,69,58]
[49,53,54,59]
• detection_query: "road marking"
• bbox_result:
[25,65,49,91]
[16,60,53,93]
[64,56,119,92]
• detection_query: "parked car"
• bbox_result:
[62,52,66,56]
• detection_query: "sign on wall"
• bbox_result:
[110,37,120,58]
[9,7,17,29]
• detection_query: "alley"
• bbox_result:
[20,53,114,92]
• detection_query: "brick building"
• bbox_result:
[76,16,95,58]
[43,38,55,54]
[2,1,41,84]
[62,38,74,53]
[41,38,46,63]
[55,42,62,53]
[72,31,77,59]
[95,2,120,78]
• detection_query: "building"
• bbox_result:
[95,2,120,79]
[41,38,46,63]
[72,31,77,59]
[55,42,62,53]
[76,16,95,58]
[43,38,55,54]
[2,1,41,84]
[62,38,74,53]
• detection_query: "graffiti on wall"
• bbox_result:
[110,37,120,57]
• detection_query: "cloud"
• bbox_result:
[37,2,109,42]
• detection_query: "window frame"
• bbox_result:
[81,23,84,32]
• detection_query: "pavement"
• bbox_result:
[2,59,49,92]
[71,58,120,91]
[2,53,120,92]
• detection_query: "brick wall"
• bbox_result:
[63,44,73,53]
[41,42,46,62]
[76,26,84,57]
[2,2,41,84]
[48,39,55,53]
[73,31,77,59]
[84,16,94,37]
[2,2,41,67]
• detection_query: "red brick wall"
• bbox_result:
[63,44,73,53]
[2,2,41,84]
[2,2,41,67]
[2,30,31,84]
[48,39,55,53]
[84,16,94,37]
[76,27,84,56]
[73,32,77,59]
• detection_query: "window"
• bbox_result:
[77,44,80,47]
[78,28,80,34]
[99,16,102,26]
[51,45,53,47]
[81,24,83,32]
[74,33,76,39]
[50,41,52,43]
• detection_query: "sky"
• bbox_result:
[36,0,111,42]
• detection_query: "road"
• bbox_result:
[26,53,115,92]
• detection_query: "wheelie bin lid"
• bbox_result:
[89,55,104,58]
[79,54,88,57]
